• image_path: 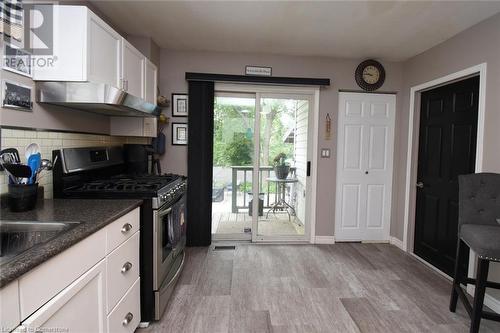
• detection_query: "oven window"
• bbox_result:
[160,194,186,261]
[161,211,173,260]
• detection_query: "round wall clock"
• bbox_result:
[355,59,385,91]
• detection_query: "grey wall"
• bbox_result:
[395,12,500,297]
[392,12,500,241]
[158,50,404,236]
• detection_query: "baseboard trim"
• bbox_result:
[485,292,500,314]
[467,285,500,314]
[390,237,404,250]
[314,236,335,244]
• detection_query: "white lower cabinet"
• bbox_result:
[17,260,107,333]
[0,281,20,332]
[107,278,141,333]
[4,208,141,333]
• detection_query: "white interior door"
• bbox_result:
[335,92,396,241]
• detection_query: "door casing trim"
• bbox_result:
[402,63,488,303]
[402,63,487,253]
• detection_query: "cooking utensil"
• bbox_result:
[3,163,32,180]
[39,159,53,172]
[0,148,21,164]
[36,156,57,183]
[34,159,52,181]
[25,143,40,161]
[0,160,19,184]
[27,153,41,184]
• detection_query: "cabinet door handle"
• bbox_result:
[121,223,133,234]
[122,312,134,326]
[121,261,133,273]
[416,182,424,188]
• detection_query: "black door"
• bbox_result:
[414,76,479,276]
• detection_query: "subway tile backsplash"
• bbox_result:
[0,128,149,198]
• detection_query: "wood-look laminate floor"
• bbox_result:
[137,243,500,333]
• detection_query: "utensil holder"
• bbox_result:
[7,183,38,212]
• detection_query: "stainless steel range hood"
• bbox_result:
[36,81,161,117]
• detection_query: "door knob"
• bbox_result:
[121,261,133,273]
[416,182,424,188]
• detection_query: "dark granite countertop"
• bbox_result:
[0,199,142,288]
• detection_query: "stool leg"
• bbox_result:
[470,258,489,333]
[450,238,466,312]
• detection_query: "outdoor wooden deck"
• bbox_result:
[212,211,305,236]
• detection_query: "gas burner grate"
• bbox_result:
[69,174,183,194]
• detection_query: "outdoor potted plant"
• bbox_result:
[273,152,290,179]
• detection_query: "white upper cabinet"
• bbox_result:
[121,39,145,97]
[33,6,121,87]
[32,6,156,102]
[144,59,158,105]
[88,13,122,87]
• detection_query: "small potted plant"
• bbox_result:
[273,152,290,179]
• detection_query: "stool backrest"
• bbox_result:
[459,173,500,226]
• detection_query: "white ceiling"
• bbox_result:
[87,1,500,61]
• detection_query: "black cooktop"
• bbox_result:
[67,173,182,195]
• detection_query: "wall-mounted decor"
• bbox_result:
[172,122,188,145]
[2,80,33,111]
[2,0,24,43]
[325,113,332,140]
[245,65,272,77]
[355,59,385,91]
[172,93,188,117]
[3,43,32,77]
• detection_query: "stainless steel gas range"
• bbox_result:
[52,146,186,324]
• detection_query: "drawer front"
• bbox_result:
[107,278,140,333]
[19,229,106,319]
[106,231,140,312]
[106,208,140,254]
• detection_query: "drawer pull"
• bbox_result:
[122,312,134,326]
[121,261,133,273]
[121,223,133,234]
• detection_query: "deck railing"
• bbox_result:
[230,166,295,213]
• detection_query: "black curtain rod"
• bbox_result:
[185,72,330,87]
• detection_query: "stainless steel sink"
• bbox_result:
[0,220,81,265]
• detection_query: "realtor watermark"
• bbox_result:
[2,1,58,69]
[3,52,57,69]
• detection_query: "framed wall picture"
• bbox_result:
[2,80,33,111]
[3,43,32,77]
[172,123,188,145]
[172,93,188,117]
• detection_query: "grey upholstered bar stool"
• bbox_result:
[450,173,500,333]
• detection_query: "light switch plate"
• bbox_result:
[321,148,331,158]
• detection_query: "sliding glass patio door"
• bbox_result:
[254,94,312,241]
[212,93,256,241]
[212,87,314,242]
